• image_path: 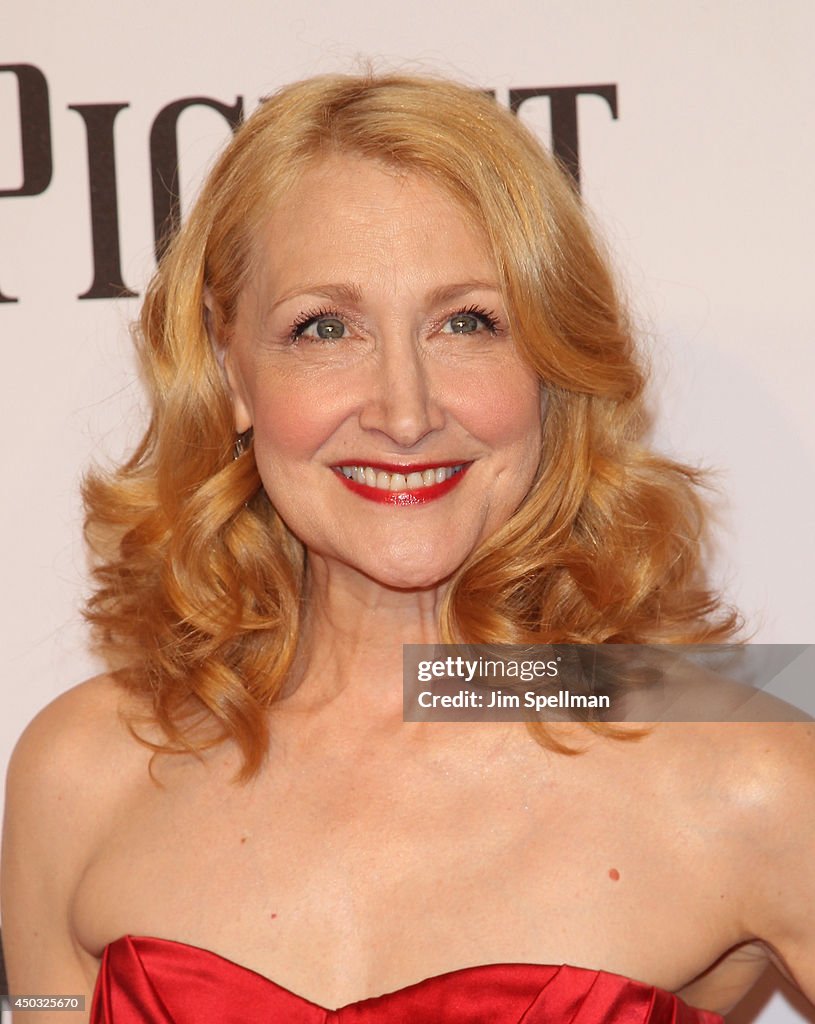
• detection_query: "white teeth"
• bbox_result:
[338,464,465,492]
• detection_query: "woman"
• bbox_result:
[2,72,813,1023]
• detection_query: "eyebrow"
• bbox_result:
[269,280,502,312]
[427,281,503,304]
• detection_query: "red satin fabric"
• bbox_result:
[90,935,723,1023]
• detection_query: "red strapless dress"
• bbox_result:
[90,936,723,1023]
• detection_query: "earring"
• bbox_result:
[233,427,254,460]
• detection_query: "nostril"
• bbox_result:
[359,378,442,448]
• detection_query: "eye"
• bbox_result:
[440,306,500,336]
[447,313,480,334]
[290,310,347,342]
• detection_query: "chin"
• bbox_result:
[352,538,471,592]
[365,564,456,592]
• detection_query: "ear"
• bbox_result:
[204,286,253,434]
[222,346,253,434]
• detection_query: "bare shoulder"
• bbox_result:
[708,720,815,818]
[624,721,815,1007]
[704,721,815,999]
[1,674,153,1018]
[666,720,815,838]
[2,671,155,901]
[5,673,149,815]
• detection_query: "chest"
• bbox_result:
[72,732,735,1001]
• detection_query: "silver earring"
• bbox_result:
[233,427,254,460]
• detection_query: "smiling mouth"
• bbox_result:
[333,462,469,505]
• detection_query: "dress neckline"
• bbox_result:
[104,933,722,1019]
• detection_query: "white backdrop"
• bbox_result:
[2,2,813,1021]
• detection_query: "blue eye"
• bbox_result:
[447,313,480,334]
[291,312,346,342]
[441,306,500,335]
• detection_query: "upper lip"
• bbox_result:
[332,460,469,473]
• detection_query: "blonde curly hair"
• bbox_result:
[84,71,738,778]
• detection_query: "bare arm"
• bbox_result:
[741,722,815,1008]
[1,679,126,1024]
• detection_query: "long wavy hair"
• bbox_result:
[84,71,738,778]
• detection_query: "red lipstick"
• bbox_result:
[333,464,469,505]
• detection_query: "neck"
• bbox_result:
[286,555,448,715]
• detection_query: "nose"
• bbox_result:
[358,333,444,448]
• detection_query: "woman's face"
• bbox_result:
[224,155,542,590]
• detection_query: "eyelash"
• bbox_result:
[288,306,343,343]
[288,304,503,342]
[451,304,501,335]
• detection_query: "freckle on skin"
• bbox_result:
[240,836,247,844]
[608,868,620,881]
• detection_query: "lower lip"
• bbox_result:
[333,466,469,505]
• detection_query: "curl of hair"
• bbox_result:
[84,71,739,779]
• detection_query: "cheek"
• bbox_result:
[249,373,348,459]
[455,370,542,454]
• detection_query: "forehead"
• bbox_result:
[247,155,498,299]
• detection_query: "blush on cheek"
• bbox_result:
[253,392,341,453]
[453,374,541,440]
